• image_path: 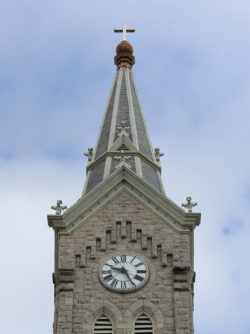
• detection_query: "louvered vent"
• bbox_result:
[134,313,153,334]
[94,314,112,334]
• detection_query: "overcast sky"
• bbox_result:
[1,1,250,333]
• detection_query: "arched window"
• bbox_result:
[134,313,153,334]
[94,314,112,334]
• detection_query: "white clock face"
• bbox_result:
[99,253,149,293]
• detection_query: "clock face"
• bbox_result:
[99,253,149,293]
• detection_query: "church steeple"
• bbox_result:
[48,29,201,334]
[83,40,165,195]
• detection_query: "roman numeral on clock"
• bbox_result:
[134,275,144,282]
[104,274,113,282]
[135,262,143,267]
[101,270,111,274]
[131,280,136,287]
[111,256,119,264]
[121,281,127,289]
[110,279,118,288]
[120,254,126,262]
[130,256,136,264]
[137,270,146,274]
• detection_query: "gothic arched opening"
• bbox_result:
[134,312,153,334]
[94,314,112,334]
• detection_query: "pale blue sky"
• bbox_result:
[1,1,250,333]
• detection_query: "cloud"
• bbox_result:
[0,159,84,333]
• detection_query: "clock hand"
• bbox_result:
[106,264,124,272]
[112,272,125,278]
[122,266,135,286]
[106,264,133,275]
[113,266,134,276]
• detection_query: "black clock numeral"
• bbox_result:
[121,281,127,289]
[101,270,111,274]
[137,270,146,274]
[111,256,119,264]
[134,275,144,282]
[135,262,143,267]
[131,280,136,286]
[110,279,118,288]
[120,254,126,262]
[104,274,113,282]
[130,256,136,264]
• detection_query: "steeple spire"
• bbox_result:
[82,37,165,196]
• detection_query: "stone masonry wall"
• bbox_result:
[54,191,193,334]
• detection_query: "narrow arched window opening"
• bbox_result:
[94,314,112,334]
[134,312,153,334]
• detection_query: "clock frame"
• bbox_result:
[99,253,149,293]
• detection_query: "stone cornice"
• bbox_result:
[48,166,200,235]
[86,135,161,173]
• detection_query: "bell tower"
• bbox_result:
[48,28,201,334]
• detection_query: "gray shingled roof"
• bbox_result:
[83,67,165,195]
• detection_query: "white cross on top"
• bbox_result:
[114,24,135,41]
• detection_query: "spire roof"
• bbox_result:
[82,42,165,196]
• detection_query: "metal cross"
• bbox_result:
[51,200,67,215]
[154,148,164,162]
[181,197,197,213]
[117,121,130,137]
[114,24,135,41]
[84,147,94,162]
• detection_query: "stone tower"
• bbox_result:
[48,34,201,334]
